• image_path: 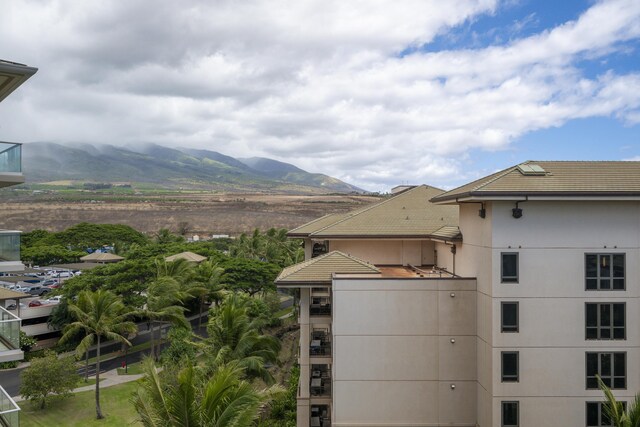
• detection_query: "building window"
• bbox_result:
[501,253,519,283]
[502,401,519,427]
[585,303,625,340]
[586,401,626,426]
[586,254,625,290]
[501,352,519,382]
[586,352,626,389]
[501,302,519,333]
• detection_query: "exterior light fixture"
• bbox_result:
[512,201,523,219]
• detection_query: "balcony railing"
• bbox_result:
[311,405,331,427]
[0,143,21,174]
[0,307,21,351]
[310,304,331,316]
[0,385,19,427]
[311,380,331,397]
[0,232,20,263]
[310,340,331,357]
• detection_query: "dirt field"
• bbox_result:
[0,192,381,235]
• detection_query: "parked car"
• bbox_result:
[46,296,63,304]
[6,302,26,310]
[48,271,74,279]
[35,287,51,296]
[41,279,59,287]
[24,285,44,295]
[28,300,43,307]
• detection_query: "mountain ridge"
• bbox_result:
[21,142,363,193]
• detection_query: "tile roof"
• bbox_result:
[275,251,380,284]
[288,185,459,238]
[0,288,30,301]
[79,252,124,262]
[431,161,640,203]
[165,251,207,263]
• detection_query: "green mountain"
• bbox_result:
[22,142,362,193]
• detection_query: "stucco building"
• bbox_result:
[277,162,640,427]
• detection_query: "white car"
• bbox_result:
[46,296,63,304]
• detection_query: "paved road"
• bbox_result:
[0,314,208,397]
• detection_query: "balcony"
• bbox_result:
[0,307,22,363]
[311,405,331,427]
[310,304,331,317]
[310,330,331,358]
[0,232,22,273]
[310,365,331,397]
[0,385,20,427]
[310,293,331,319]
[0,142,23,188]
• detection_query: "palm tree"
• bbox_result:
[598,376,640,427]
[132,359,281,427]
[190,259,226,330]
[59,290,137,419]
[207,295,280,384]
[145,276,190,361]
[144,258,193,360]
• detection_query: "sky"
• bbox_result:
[1,0,639,192]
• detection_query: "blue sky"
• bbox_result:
[1,0,639,191]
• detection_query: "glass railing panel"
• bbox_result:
[0,308,20,349]
[0,143,21,174]
[0,233,20,263]
[0,386,19,427]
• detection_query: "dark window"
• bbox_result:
[501,253,519,283]
[586,352,626,389]
[502,401,519,427]
[501,302,519,333]
[586,303,625,340]
[586,254,625,290]
[501,352,519,382]
[586,401,626,426]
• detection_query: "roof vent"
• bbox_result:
[517,163,546,176]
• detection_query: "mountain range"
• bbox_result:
[21,142,362,193]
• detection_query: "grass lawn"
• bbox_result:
[117,361,144,375]
[274,306,294,318]
[21,381,141,427]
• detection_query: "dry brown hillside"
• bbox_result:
[0,192,381,235]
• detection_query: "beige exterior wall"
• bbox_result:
[483,200,640,426]
[329,240,433,266]
[332,277,477,426]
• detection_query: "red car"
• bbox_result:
[28,300,43,307]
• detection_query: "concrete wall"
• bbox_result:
[332,277,477,426]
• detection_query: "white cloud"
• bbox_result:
[0,0,639,191]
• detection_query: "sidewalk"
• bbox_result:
[13,367,143,403]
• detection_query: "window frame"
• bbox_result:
[585,352,626,390]
[585,302,625,340]
[502,401,519,427]
[585,253,625,291]
[501,302,519,333]
[501,351,519,383]
[586,401,627,427]
[501,252,519,283]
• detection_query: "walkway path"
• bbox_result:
[13,367,144,403]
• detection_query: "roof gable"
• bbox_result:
[432,161,640,202]
[275,251,380,284]
[289,185,459,238]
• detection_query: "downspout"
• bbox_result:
[450,244,457,276]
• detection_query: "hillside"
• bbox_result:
[21,142,362,193]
